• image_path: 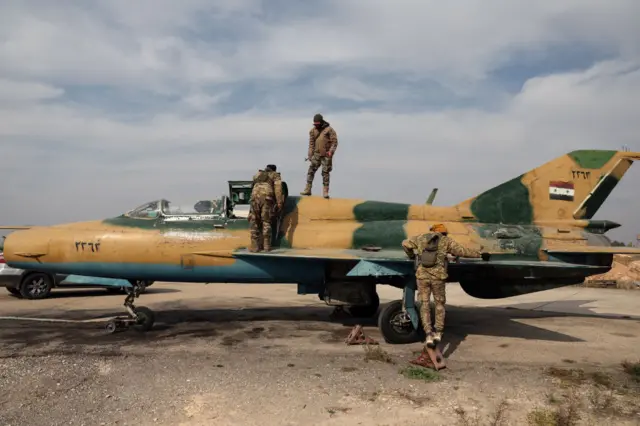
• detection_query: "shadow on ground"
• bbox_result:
[3,287,180,299]
[2,298,637,359]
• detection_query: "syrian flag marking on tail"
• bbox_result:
[549,181,575,201]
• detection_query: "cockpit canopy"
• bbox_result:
[122,180,286,221]
[125,198,232,219]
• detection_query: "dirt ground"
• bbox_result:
[1,283,639,426]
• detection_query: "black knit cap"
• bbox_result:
[266,164,277,171]
[313,113,323,122]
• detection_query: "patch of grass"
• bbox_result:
[546,367,586,387]
[589,371,613,388]
[362,344,395,364]
[587,387,616,414]
[526,389,582,426]
[455,399,509,426]
[621,360,640,382]
[399,365,440,382]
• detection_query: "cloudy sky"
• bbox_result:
[1,0,639,243]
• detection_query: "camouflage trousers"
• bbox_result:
[306,153,333,187]
[249,195,274,250]
[417,278,446,334]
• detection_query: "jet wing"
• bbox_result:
[544,246,640,255]
[224,247,605,277]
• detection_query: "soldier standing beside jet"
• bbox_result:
[248,164,284,252]
[401,223,490,367]
[300,113,338,199]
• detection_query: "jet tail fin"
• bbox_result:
[455,150,640,224]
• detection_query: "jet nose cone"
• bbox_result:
[3,229,50,265]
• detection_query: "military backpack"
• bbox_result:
[418,232,441,268]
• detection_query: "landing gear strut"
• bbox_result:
[105,282,155,334]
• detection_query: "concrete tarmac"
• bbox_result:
[1,282,639,425]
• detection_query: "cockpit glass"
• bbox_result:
[126,201,159,219]
[163,199,224,216]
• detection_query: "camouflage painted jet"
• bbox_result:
[3,150,640,342]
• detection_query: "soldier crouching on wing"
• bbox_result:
[300,113,338,199]
[249,164,284,252]
[401,223,490,367]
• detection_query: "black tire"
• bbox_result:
[132,306,155,332]
[347,291,380,318]
[19,273,53,299]
[377,299,425,344]
[6,287,21,296]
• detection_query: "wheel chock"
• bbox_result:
[408,345,446,370]
[345,325,378,345]
[425,345,446,370]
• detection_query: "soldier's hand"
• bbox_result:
[481,252,491,261]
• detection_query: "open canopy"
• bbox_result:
[121,180,275,220]
[125,198,225,219]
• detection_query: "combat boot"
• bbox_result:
[323,185,329,199]
[426,333,435,348]
[300,183,312,196]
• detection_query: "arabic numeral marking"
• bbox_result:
[75,241,101,252]
[571,170,591,179]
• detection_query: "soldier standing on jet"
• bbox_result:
[300,113,338,199]
[401,223,489,368]
[249,164,284,252]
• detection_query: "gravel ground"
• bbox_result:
[1,283,639,425]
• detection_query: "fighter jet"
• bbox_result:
[4,150,640,343]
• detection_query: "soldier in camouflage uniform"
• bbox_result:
[249,164,284,252]
[401,223,489,366]
[300,113,338,199]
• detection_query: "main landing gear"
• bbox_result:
[105,281,155,334]
[376,278,427,344]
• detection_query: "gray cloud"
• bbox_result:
[0,0,639,244]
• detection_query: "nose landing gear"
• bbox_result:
[105,281,155,334]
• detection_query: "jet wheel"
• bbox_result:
[377,299,425,344]
[132,306,155,332]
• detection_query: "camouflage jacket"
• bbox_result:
[401,233,481,281]
[251,170,284,205]
[308,122,338,157]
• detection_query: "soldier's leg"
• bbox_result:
[249,201,261,251]
[416,278,434,347]
[261,198,274,251]
[301,155,321,195]
[321,156,333,198]
[431,280,447,343]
